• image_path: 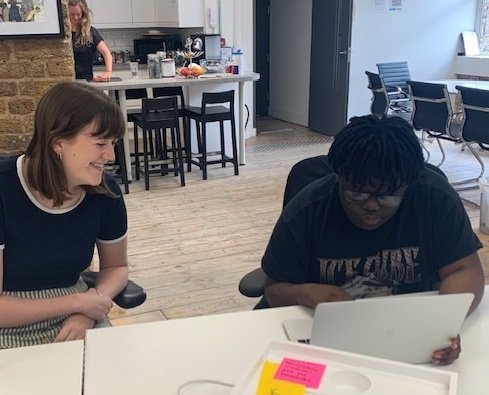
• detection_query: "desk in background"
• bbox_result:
[428,79,489,94]
[83,73,260,181]
[0,340,84,395]
[83,285,489,395]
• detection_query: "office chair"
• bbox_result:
[376,61,412,112]
[81,271,147,309]
[365,71,411,122]
[454,85,489,191]
[365,71,389,118]
[407,80,481,191]
[238,155,448,307]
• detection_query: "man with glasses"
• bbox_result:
[261,115,484,364]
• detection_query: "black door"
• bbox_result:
[255,0,270,117]
[309,0,353,135]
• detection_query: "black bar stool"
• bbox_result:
[185,90,239,180]
[152,86,191,171]
[132,97,185,190]
[105,140,130,194]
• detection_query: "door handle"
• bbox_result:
[339,50,349,55]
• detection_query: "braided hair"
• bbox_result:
[328,115,424,193]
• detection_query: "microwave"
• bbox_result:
[133,37,177,64]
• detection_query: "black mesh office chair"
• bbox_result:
[365,71,411,121]
[407,80,482,190]
[376,61,412,111]
[454,85,489,188]
[365,71,389,118]
[238,155,448,308]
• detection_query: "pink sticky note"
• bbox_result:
[274,358,326,389]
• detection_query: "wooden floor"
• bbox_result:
[100,118,489,326]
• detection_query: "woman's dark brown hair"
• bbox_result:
[25,81,125,206]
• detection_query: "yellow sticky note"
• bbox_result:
[256,361,306,395]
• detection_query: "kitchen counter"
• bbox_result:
[81,71,260,180]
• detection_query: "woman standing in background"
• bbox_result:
[69,0,112,81]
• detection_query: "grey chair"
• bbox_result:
[377,61,412,111]
[407,80,482,190]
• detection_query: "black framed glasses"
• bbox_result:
[343,189,404,207]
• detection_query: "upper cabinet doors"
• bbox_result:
[90,0,204,29]
[91,0,132,26]
[156,0,204,27]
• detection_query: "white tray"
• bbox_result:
[230,341,457,395]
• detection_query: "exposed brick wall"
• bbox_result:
[0,0,74,155]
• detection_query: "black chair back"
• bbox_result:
[456,85,489,146]
[142,96,179,118]
[406,80,453,135]
[201,90,234,120]
[153,86,186,109]
[114,88,148,101]
[377,61,411,94]
[365,71,388,118]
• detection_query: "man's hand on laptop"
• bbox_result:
[264,282,353,308]
[300,284,354,307]
[432,335,461,365]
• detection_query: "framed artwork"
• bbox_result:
[0,0,64,39]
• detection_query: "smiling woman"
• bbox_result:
[0,81,129,349]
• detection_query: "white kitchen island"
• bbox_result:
[81,72,260,181]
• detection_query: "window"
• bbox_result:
[477,0,489,52]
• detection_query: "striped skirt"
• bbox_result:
[0,279,110,349]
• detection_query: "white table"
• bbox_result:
[82,73,260,180]
[83,286,489,395]
[428,79,489,94]
[0,340,84,395]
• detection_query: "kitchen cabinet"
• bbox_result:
[132,0,157,24]
[155,0,204,27]
[90,0,203,29]
[91,0,132,26]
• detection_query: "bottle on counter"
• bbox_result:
[147,53,161,79]
[232,49,244,75]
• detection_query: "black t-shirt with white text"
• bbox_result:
[262,169,481,299]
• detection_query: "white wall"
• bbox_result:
[348,0,477,119]
[269,0,312,126]
[220,0,256,137]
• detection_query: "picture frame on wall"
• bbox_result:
[0,0,64,39]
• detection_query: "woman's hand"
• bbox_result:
[75,288,113,321]
[432,335,461,365]
[101,70,112,81]
[54,314,95,342]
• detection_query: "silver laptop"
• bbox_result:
[283,292,474,364]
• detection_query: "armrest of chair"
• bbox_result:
[238,268,267,298]
[80,271,147,309]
